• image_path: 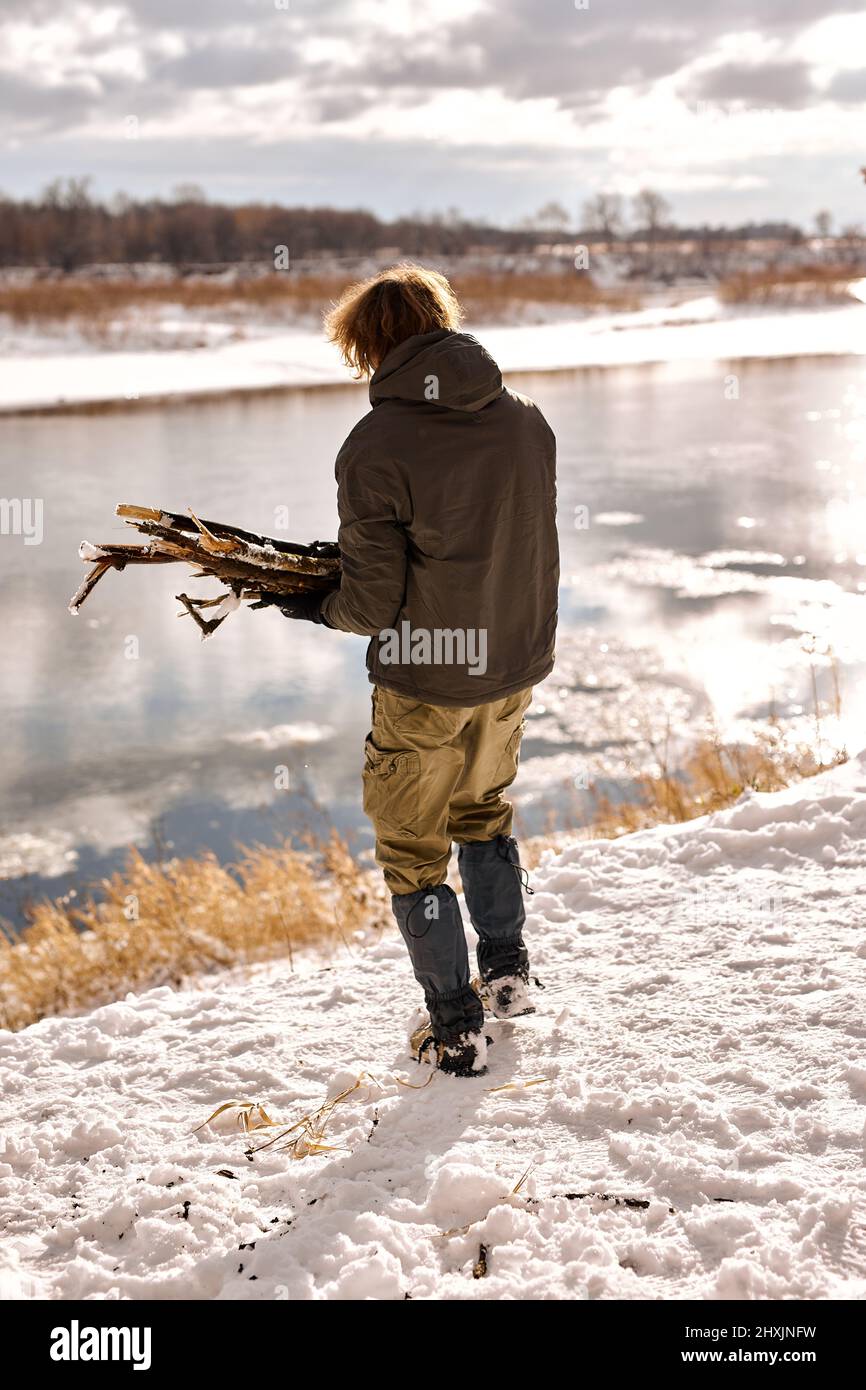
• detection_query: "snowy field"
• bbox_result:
[1,753,864,1301]
[2,295,866,412]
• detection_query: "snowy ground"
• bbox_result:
[2,294,866,412]
[1,755,864,1301]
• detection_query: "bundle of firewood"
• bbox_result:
[69,504,341,638]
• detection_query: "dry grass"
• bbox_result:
[0,270,636,330]
[584,728,846,840]
[718,264,864,306]
[0,274,345,325]
[454,272,638,318]
[515,719,848,870]
[194,1073,381,1159]
[0,834,389,1033]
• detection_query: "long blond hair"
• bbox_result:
[324,262,463,377]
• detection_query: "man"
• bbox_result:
[268,264,558,1077]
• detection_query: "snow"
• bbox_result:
[212,591,241,621]
[2,297,865,413]
[2,754,865,1301]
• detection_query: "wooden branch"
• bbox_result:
[68,545,176,613]
[115,504,162,522]
[132,533,333,592]
[115,503,340,563]
[133,519,339,578]
[70,503,342,639]
[175,591,231,639]
[69,559,113,614]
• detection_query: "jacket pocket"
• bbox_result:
[362,738,421,839]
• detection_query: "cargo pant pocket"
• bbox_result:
[492,718,527,789]
[362,738,421,839]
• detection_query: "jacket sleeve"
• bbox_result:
[320,437,408,637]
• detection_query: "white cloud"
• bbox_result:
[1,0,863,223]
[790,9,866,72]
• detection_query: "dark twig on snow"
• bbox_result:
[562,1192,652,1210]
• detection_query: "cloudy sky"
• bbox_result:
[1,0,864,227]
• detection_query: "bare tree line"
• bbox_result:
[0,177,826,270]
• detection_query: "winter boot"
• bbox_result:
[409,1016,489,1077]
[458,835,534,1009]
[473,973,536,1020]
[391,883,485,1049]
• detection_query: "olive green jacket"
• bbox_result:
[321,329,559,706]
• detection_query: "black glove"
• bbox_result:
[250,590,331,626]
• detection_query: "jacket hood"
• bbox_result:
[369,330,503,412]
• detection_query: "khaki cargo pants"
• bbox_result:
[362,685,533,896]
